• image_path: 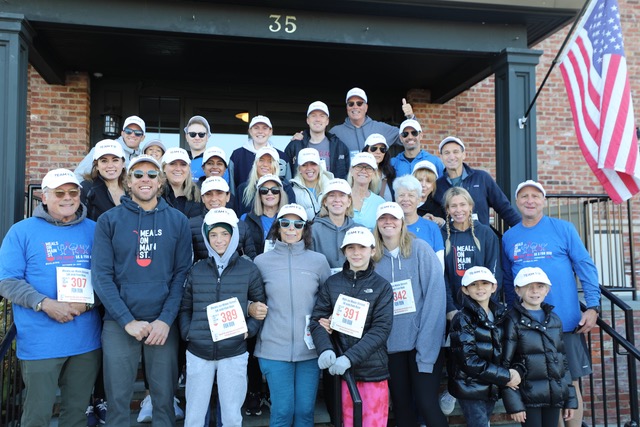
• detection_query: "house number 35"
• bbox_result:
[269,15,297,33]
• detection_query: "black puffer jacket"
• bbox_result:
[310,262,393,382]
[501,302,578,413]
[189,207,257,262]
[243,211,273,255]
[449,297,511,401]
[179,252,266,361]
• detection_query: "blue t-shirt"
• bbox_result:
[0,217,102,360]
[407,217,444,253]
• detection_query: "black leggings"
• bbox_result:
[388,349,449,427]
[522,407,561,427]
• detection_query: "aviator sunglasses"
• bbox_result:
[132,170,160,179]
[347,101,365,107]
[50,188,80,198]
[278,218,306,230]
[123,128,144,137]
[368,145,387,154]
[401,130,419,138]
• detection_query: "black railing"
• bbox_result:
[0,299,21,427]
[583,286,639,427]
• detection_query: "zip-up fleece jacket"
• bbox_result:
[80,175,120,221]
[374,238,446,373]
[179,252,265,361]
[330,116,402,154]
[434,163,521,227]
[310,216,362,269]
[501,302,578,413]
[92,196,193,328]
[290,170,334,221]
[310,262,394,382]
[449,297,510,401]
[284,130,351,179]
[254,239,331,362]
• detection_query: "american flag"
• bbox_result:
[559,0,640,203]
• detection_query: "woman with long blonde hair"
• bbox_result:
[161,147,201,218]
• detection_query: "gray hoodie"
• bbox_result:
[254,239,331,362]
[374,238,446,373]
[311,216,362,269]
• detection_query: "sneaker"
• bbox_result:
[439,390,456,415]
[137,395,153,423]
[86,405,98,427]
[174,396,185,420]
[94,399,107,425]
[244,392,263,416]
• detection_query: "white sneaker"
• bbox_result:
[137,395,152,423]
[439,390,456,415]
[174,396,185,420]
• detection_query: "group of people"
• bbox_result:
[0,86,601,427]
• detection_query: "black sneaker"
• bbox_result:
[244,392,263,416]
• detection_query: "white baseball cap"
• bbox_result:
[201,176,230,194]
[461,266,497,287]
[412,160,439,178]
[297,148,321,166]
[255,146,280,163]
[364,133,388,148]
[256,174,283,188]
[249,115,273,129]
[320,178,352,203]
[438,136,466,153]
[515,180,546,198]
[162,147,191,165]
[184,115,212,136]
[202,147,228,166]
[341,226,376,248]
[514,267,552,287]
[277,203,308,221]
[399,119,422,134]
[143,139,166,154]
[307,101,329,117]
[123,116,146,133]
[351,152,378,170]
[93,139,125,160]
[127,155,162,172]
[42,168,81,190]
[376,202,404,220]
[346,87,368,103]
[204,207,239,229]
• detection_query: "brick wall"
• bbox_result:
[26,66,91,186]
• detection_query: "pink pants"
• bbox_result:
[341,379,389,427]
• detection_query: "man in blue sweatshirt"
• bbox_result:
[92,155,192,427]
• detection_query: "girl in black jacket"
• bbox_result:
[310,226,393,427]
[449,266,521,427]
[502,267,578,426]
[179,208,265,426]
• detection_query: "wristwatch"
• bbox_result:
[586,305,600,314]
[85,303,94,312]
[35,299,45,312]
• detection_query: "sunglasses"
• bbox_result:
[51,189,80,198]
[132,170,160,179]
[368,145,387,154]
[123,128,144,137]
[278,218,306,230]
[188,132,207,138]
[401,130,419,138]
[347,101,365,107]
[258,186,281,196]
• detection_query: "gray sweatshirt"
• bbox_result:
[374,238,446,373]
[310,216,362,269]
[254,239,331,362]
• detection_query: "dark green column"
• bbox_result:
[0,14,33,239]
[494,48,542,204]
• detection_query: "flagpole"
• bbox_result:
[518,0,593,129]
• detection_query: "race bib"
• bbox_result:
[391,279,416,316]
[330,294,370,339]
[206,297,248,342]
[56,267,94,303]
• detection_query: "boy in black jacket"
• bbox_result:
[502,267,577,426]
[449,266,521,427]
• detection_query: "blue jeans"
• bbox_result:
[258,358,319,427]
[458,398,495,427]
